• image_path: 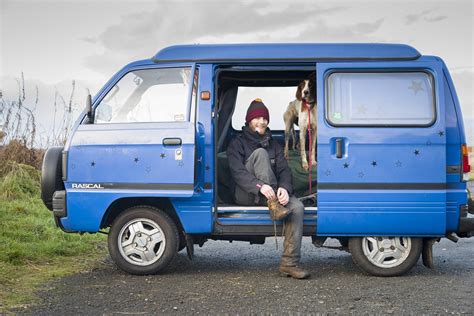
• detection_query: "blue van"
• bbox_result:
[41,43,473,276]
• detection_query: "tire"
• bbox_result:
[348,236,422,277]
[41,147,65,210]
[337,237,349,248]
[108,206,179,275]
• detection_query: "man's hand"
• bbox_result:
[277,187,289,206]
[259,184,275,200]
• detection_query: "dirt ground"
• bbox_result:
[17,236,474,315]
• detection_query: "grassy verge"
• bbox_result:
[0,162,107,312]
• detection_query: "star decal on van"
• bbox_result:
[371,161,377,167]
[343,163,349,168]
[357,104,367,114]
[324,169,331,176]
[438,131,444,137]
[395,160,402,167]
[160,153,166,158]
[414,150,420,156]
[408,80,424,95]
[91,161,96,167]
[358,172,364,178]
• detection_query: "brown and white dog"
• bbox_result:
[283,74,317,171]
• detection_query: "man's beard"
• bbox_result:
[254,125,266,135]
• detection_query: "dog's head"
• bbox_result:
[296,72,316,104]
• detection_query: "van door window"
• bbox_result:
[326,72,435,126]
[95,67,192,124]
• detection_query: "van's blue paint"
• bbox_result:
[59,44,469,239]
[67,122,195,192]
[317,58,449,236]
[153,43,421,62]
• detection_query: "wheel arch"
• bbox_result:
[100,197,185,234]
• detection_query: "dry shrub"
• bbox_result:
[0,140,45,173]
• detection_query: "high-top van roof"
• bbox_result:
[152,43,421,63]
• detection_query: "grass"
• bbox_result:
[0,162,107,312]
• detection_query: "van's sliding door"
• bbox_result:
[316,60,446,236]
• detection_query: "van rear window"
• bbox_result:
[326,72,435,126]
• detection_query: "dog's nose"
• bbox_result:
[303,90,309,96]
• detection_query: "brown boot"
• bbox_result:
[267,198,291,221]
[279,265,311,279]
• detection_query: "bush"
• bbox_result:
[0,140,44,172]
[0,161,41,200]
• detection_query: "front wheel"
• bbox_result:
[108,206,179,275]
[349,236,422,277]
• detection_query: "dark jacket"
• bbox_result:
[227,126,293,196]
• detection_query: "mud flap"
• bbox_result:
[185,234,194,260]
[422,238,439,269]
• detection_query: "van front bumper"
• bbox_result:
[52,190,67,218]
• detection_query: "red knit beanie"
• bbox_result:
[245,98,269,124]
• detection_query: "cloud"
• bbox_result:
[405,9,447,25]
[82,1,395,76]
[352,18,384,35]
[80,37,98,44]
[425,15,448,23]
[451,70,474,145]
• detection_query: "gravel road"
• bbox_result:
[19,236,473,315]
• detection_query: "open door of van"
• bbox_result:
[316,60,447,236]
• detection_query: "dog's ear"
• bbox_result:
[308,71,316,81]
[296,81,304,101]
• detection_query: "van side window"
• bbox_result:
[95,67,192,124]
[326,72,435,126]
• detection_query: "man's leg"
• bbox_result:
[245,148,277,189]
[280,196,304,266]
[279,196,310,279]
[234,148,277,205]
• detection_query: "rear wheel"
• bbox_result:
[349,236,422,277]
[108,206,179,275]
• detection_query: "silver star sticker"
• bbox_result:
[357,104,367,114]
[408,80,424,95]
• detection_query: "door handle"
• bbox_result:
[163,138,182,146]
[335,138,343,159]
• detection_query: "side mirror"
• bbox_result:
[86,94,94,124]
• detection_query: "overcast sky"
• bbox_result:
[0,0,473,144]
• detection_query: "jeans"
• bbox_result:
[234,148,304,267]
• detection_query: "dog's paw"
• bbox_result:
[302,161,309,171]
[311,160,317,166]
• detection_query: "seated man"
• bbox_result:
[227,98,310,279]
